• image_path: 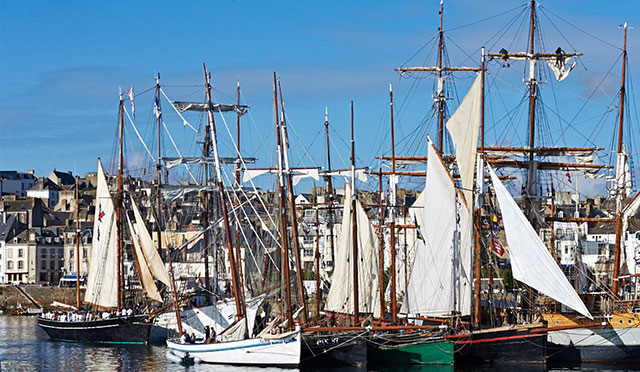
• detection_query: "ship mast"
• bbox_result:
[473,47,486,327]
[116,93,124,311]
[324,109,336,267]
[389,84,398,324]
[350,101,360,325]
[396,0,481,154]
[154,74,164,261]
[273,72,294,329]
[612,23,629,297]
[203,64,245,322]
[75,176,81,309]
[201,81,213,305]
[278,81,308,326]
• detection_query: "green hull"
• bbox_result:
[369,338,454,365]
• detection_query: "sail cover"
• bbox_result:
[130,196,171,286]
[324,183,381,317]
[445,73,482,206]
[84,159,119,308]
[488,166,592,319]
[126,214,162,302]
[402,141,473,317]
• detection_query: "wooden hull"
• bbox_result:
[37,315,152,344]
[166,330,301,366]
[454,327,546,365]
[301,331,367,367]
[367,333,454,365]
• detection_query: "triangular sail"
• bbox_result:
[126,214,162,302]
[324,183,381,317]
[445,73,482,206]
[83,159,119,308]
[402,141,473,317]
[488,166,592,319]
[130,195,172,286]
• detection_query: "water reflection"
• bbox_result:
[1,316,638,372]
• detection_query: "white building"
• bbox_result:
[26,178,60,209]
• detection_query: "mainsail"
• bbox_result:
[84,159,119,308]
[324,183,381,317]
[488,166,592,319]
[402,141,473,317]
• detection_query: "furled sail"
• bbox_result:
[445,73,482,206]
[126,214,162,302]
[488,166,592,319]
[324,183,381,317]
[172,101,248,115]
[402,141,473,317]
[130,196,171,286]
[84,159,119,308]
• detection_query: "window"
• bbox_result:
[70,263,75,272]
[7,261,13,269]
[83,249,87,258]
[58,248,63,256]
[41,261,46,270]
[7,249,12,259]
[18,261,23,270]
[70,249,74,259]
[18,249,23,258]
[50,260,55,270]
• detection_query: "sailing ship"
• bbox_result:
[165,65,302,367]
[38,94,171,343]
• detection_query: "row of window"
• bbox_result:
[6,261,24,270]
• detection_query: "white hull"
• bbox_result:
[548,326,640,363]
[166,330,301,366]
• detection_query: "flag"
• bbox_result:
[566,172,572,183]
[154,92,162,119]
[490,235,505,256]
[126,85,135,120]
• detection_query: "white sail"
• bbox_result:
[126,214,162,302]
[445,73,482,206]
[402,141,472,317]
[324,183,381,317]
[488,166,592,319]
[130,195,172,286]
[84,159,119,309]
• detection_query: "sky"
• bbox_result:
[1,0,639,195]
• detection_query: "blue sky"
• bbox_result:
[1,0,638,194]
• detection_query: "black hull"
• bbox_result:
[547,342,640,366]
[301,332,367,368]
[37,315,152,344]
[454,328,547,365]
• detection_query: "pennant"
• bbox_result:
[566,172,572,183]
[154,92,162,119]
[414,216,424,243]
[127,85,135,120]
[490,234,505,256]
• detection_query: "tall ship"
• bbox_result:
[38,94,172,344]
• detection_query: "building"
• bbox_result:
[0,196,46,228]
[26,177,61,209]
[0,170,36,197]
[4,228,64,284]
[0,214,24,283]
[48,170,76,187]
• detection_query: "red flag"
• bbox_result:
[565,171,572,183]
[491,238,505,256]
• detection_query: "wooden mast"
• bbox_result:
[436,0,445,152]
[473,47,486,328]
[612,22,628,297]
[350,101,360,325]
[324,108,336,266]
[389,84,397,324]
[233,81,247,324]
[525,0,538,214]
[201,80,213,305]
[116,93,124,311]
[273,72,294,329]
[315,207,321,323]
[235,82,242,185]
[155,74,164,262]
[75,176,81,309]
[203,63,244,321]
[378,167,386,320]
[278,81,308,326]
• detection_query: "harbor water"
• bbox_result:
[0,316,637,372]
